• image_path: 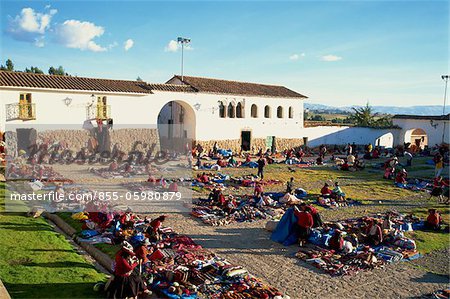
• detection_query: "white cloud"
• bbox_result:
[165,40,179,52]
[124,39,134,51]
[289,53,305,61]
[7,7,57,46]
[34,36,45,47]
[55,20,107,52]
[321,54,342,62]
[164,39,193,52]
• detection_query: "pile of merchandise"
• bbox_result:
[274,211,423,276]
[191,193,292,226]
[71,211,288,299]
[395,178,432,192]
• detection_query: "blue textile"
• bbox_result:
[295,188,308,198]
[80,229,99,238]
[218,149,232,157]
[271,208,298,246]
[264,192,285,200]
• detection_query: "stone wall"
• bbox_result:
[8,128,160,154]
[197,137,304,153]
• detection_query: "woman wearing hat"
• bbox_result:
[107,241,150,298]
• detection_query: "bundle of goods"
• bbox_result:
[191,195,287,226]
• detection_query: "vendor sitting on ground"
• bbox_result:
[425,209,442,230]
[228,155,238,167]
[364,218,383,246]
[254,182,264,198]
[372,147,380,159]
[320,183,333,198]
[384,166,395,180]
[395,169,408,186]
[331,182,346,201]
[147,215,167,241]
[328,229,344,252]
[198,172,209,183]
[294,203,314,247]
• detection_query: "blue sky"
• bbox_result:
[1,1,448,107]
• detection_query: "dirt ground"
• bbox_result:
[49,163,450,299]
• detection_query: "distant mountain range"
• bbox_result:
[304,103,448,116]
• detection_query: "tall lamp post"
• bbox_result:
[441,75,449,144]
[177,37,191,81]
[442,75,449,144]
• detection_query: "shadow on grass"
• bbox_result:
[24,261,99,269]
[30,248,76,253]
[4,282,102,299]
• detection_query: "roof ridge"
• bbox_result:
[175,74,288,88]
[0,70,143,84]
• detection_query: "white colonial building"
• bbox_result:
[0,71,307,152]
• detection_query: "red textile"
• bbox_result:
[294,210,313,228]
[427,213,441,226]
[321,186,332,195]
[114,251,137,277]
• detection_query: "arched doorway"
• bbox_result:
[404,128,428,151]
[375,132,394,148]
[157,101,196,152]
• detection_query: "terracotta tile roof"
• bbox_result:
[167,75,307,99]
[393,114,450,121]
[147,83,196,93]
[0,71,153,94]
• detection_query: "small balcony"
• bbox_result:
[86,105,111,120]
[6,103,36,121]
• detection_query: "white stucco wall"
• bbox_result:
[393,118,449,146]
[302,126,398,148]
[1,87,304,141]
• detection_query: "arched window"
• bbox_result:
[228,103,235,118]
[264,105,271,118]
[288,106,293,118]
[219,102,226,118]
[251,104,258,118]
[236,102,244,118]
[277,106,283,118]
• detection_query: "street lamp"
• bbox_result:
[441,75,449,144]
[177,37,191,81]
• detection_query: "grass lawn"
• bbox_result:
[0,182,107,298]
[194,162,418,201]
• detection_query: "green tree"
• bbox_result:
[25,66,44,74]
[311,114,326,121]
[5,59,14,71]
[350,103,374,127]
[48,66,67,75]
[136,76,143,82]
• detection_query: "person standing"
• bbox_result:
[404,151,413,166]
[293,204,314,247]
[257,155,266,179]
[434,153,444,178]
[286,177,294,194]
